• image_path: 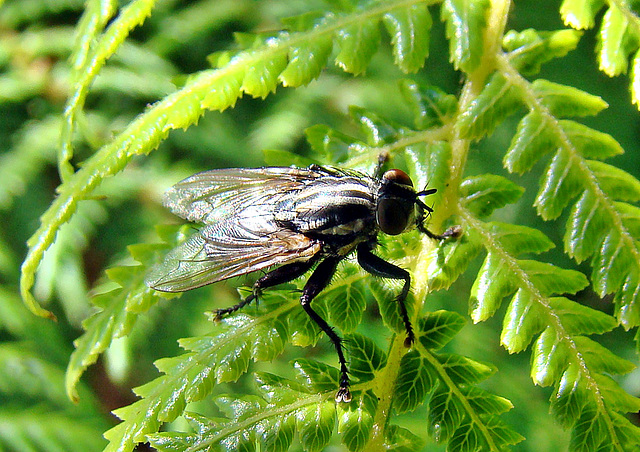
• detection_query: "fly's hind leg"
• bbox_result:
[214,259,316,320]
[298,256,352,402]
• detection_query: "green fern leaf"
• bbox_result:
[418,310,466,350]
[437,354,496,385]
[560,0,603,29]
[632,49,640,108]
[319,265,367,333]
[504,111,555,173]
[532,79,608,117]
[104,293,299,452]
[345,333,388,383]
[428,382,465,442]
[519,260,588,296]
[394,350,435,413]
[531,327,570,386]
[503,28,582,75]
[534,148,582,220]
[598,6,633,77]
[350,106,400,146]
[574,335,636,375]
[460,174,525,217]
[59,0,152,180]
[405,140,452,203]
[241,50,289,98]
[501,290,544,353]
[280,36,333,87]
[427,229,483,291]
[382,4,432,73]
[560,120,624,159]
[384,424,426,450]
[463,386,513,415]
[65,224,184,402]
[587,160,640,201]
[305,124,358,163]
[335,19,381,75]
[399,81,458,130]
[613,266,640,327]
[293,358,342,393]
[480,416,526,448]
[458,73,522,139]
[369,277,413,336]
[490,222,555,255]
[338,390,377,452]
[469,252,515,322]
[594,374,640,413]
[548,297,617,335]
[441,0,490,73]
[297,401,336,452]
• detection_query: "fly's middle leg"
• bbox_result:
[214,259,315,320]
[298,256,352,402]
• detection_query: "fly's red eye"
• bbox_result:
[382,169,413,187]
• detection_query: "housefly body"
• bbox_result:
[146,163,460,402]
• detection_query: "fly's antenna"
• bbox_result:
[415,188,437,215]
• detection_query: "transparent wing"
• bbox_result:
[147,167,324,292]
[162,167,323,224]
[146,221,320,292]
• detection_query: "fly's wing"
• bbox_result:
[146,223,320,292]
[146,167,323,292]
[162,167,323,224]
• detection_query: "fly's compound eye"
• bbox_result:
[378,169,416,235]
[377,198,412,235]
[382,169,413,187]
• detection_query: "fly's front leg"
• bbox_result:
[298,256,352,403]
[417,221,463,240]
[374,151,390,178]
[416,207,462,240]
[214,259,315,320]
[357,244,415,347]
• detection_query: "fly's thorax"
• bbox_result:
[376,169,418,236]
[274,174,378,240]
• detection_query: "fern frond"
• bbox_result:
[459,206,640,450]
[103,294,305,452]
[441,0,491,72]
[141,314,520,452]
[0,116,58,210]
[455,28,640,328]
[560,0,640,107]
[65,224,184,402]
[60,0,151,180]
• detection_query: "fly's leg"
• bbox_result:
[298,256,352,403]
[214,260,315,320]
[416,202,462,240]
[357,244,415,347]
[374,151,390,178]
[417,221,463,240]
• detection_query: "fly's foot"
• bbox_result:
[213,307,232,321]
[213,292,257,321]
[442,225,462,239]
[404,332,415,348]
[335,386,352,403]
[420,224,462,241]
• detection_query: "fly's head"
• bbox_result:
[376,169,426,236]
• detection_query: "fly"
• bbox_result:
[146,162,460,402]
